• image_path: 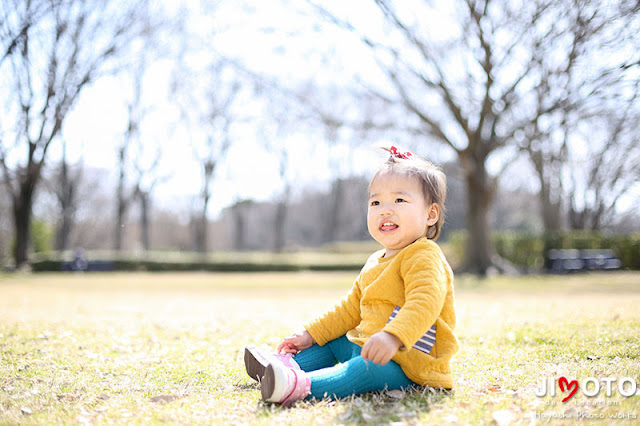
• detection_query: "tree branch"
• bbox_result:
[374,0,471,139]
[385,67,460,152]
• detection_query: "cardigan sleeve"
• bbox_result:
[382,247,447,352]
[304,275,362,346]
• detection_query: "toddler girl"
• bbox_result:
[244,146,458,405]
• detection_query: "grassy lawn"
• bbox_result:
[1,271,640,424]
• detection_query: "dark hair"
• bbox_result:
[369,146,447,240]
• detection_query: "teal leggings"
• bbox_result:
[293,335,417,400]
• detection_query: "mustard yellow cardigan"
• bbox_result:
[305,237,458,389]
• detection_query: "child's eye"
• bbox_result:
[370,200,380,206]
[395,198,406,203]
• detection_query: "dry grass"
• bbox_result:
[1,271,640,424]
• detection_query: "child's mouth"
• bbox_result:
[380,222,398,232]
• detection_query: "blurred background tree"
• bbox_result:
[0,0,160,267]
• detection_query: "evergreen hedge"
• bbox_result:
[27,231,640,273]
[29,258,364,273]
[448,230,640,271]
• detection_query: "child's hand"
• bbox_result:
[277,330,316,354]
[361,331,402,365]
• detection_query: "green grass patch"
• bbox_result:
[1,271,640,424]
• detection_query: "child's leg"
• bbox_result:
[292,342,340,372]
[307,355,416,400]
[304,335,416,400]
[262,335,416,404]
[293,335,360,372]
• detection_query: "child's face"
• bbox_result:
[367,172,439,257]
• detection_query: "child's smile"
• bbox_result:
[379,221,399,232]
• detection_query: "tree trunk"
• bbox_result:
[139,192,150,251]
[460,153,495,275]
[194,190,210,253]
[55,148,76,252]
[12,177,37,268]
[233,203,247,251]
[540,181,562,232]
[115,145,127,251]
[273,187,290,253]
[195,160,215,254]
[195,212,208,253]
[530,146,563,232]
[55,208,72,252]
[568,204,586,229]
[325,178,344,243]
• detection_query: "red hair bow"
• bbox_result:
[390,146,412,159]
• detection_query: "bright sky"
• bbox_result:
[59,0,396,219]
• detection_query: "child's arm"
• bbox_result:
[303,276,363,346]
[277,330,316,354]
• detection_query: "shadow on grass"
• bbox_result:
[255,386,452,424]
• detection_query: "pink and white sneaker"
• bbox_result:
[244,346,300,382]
[261,361,311,406]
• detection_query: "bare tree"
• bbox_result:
[566,85,640,230]
[114,49,168,252]
[0,0,54,66]
[114,118,136,252]
[230,199,254,251]
[0,0,154,267]
[51,140,83,251]
[310,0,637,274]
[254,89,301,253]
[272,149,291,252]
[172,58,243,253]
[229,56,385,250]
[515,0,640,233]
[132,152,167,252]
[0,189,11,264]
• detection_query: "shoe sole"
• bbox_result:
[244,347,268,381]
[260,363,277,401]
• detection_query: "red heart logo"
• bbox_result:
[558,377,578,402]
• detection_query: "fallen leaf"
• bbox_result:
[150,395,179,404]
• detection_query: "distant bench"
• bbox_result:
[546,249,622,273]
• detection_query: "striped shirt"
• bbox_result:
[387,305,436,355]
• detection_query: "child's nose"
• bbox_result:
[380,203,394,215]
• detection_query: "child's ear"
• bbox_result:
[426,203,440,226]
